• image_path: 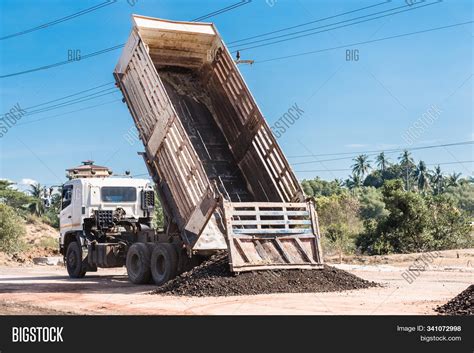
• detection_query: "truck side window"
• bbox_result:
[61,185,73,209]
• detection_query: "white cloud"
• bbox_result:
[16,178,38,192]
[19,178,37,186]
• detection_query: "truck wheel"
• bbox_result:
[66,241,86,279]
[126,243,151,284]
[150,243,178,286]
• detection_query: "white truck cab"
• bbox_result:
[59,177,153,239]
[59,175,155,278]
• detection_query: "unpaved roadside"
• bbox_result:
[0,301,73,315]
[0,249,472,315]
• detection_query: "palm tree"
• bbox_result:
[398,150,415,168]
[431,165,444,195]
[28,183,45,216]
[447,172,462,187]
[333,178,344,187]
[351,154,371,180]
[0,180,14,190]
[398,150,415,191]
[375,152,390,173]
[414,161,430,193]
[345,173,362,190]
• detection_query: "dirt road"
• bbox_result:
[0,249,472,315]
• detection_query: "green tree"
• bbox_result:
[363,163,406,188]
[357,187,388,221]
[398,150,415,191]
[0,203,26,254]
[0,181,33,215]
[430,165,444,195]
[356,179,471,254]
[363,170,384,188]
[425,194,472,249]
[444,183,474,217]
[447,172,462,187]
[43,192,61,228]
[357,179,432,254]
[301,177,343,197]
[346,173,362,190]
[0,180,14,190]
[316,193,361,261]
[375,152,390,173]
[414,160,430,193]
[28,183,45,216]
[351,154,371,179]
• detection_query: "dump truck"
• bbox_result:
[60,14,323,285]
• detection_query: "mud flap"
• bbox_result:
[222,201,324,272]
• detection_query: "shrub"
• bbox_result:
[0,203,26,254]
[316,193,361,259]
[356,180,472,254]
[357,187,388,221]
[444,183,474,218]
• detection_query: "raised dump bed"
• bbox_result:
[114,15,323,271]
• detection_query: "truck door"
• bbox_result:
[59,185,73,234]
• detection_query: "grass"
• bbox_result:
[38,237,58,250]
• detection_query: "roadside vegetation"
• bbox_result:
[303,150,473,257]
[0,180,59,254]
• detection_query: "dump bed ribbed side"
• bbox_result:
[114,15,306,250]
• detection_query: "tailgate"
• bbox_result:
[222,201,324,272]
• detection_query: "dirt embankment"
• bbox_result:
[0,219,58,266]
[152,254,377,297]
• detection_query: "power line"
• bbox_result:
[231,0,441,52]
[255,20,473,64]
[19,82,115,112]
[291,141,474,166]
[0,1,251,78]
[0,0,117,41]
[1,82,116,118]
[295,160,474,173]
[15,99,122,127]
[289,141,474,159]
[0,44,125,79]
[228,0,390,45]
[18,88,119,119]
[192,0,251,21]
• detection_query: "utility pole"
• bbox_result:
[406,167,410,191]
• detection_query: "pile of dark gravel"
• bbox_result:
[151,254,377,297]
[435,285,473,316]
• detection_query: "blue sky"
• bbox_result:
[0,0,472,188]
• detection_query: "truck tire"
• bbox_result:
[66,241,86,279]
[150,243,178,286]
[126,243,151,284]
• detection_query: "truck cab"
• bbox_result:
[59,174,155,278]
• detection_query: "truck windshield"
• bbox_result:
[101,187,137,202]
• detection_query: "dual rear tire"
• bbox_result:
[126,243,178,285]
